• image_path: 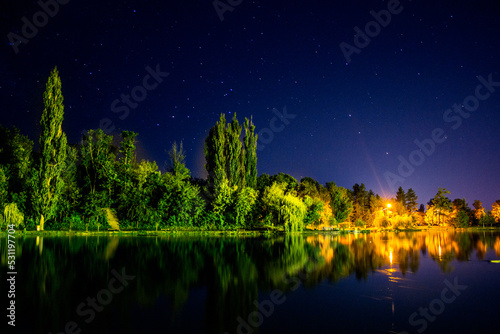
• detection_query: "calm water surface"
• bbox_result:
[2,231,500,334]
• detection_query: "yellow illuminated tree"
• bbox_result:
[491,200,500,223]
[473,200,485,223]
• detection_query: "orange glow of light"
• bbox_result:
[389,248,393,265]
[387,203,392,208]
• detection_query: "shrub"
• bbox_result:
[355,219,365,227]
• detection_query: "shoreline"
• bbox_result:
[1,226,500,237]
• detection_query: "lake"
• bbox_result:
[2,230,500,334]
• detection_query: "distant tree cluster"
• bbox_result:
[0,68,498,231]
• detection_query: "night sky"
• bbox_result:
[1,0,499,209]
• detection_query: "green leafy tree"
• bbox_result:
[303,196,323,226]
[211,177,237,228]
[405,188,418,212]
[0,166,8,210]
[418,204,425,213]
[205,114,227,190]
[243,117,258,189]
[3,203,24,229]
[326,182,353,224]
[396,186,406,208]
[455,210,470,228]
[57,145,80,226]
[298,177,321,199]
[0,125,34,219]
[430,188,452,225]
[256,173,271,193]
[32,67,68,230]
[232,186,258,228]
[79,129,117,226]
[226,114,245,189]
[261,182,306,232]
[166,141,190,181]
[270,173,298,192]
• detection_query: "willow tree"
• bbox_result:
[32,67,67,230]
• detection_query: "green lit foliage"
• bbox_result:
[297,177,320,198]
[205,114,227,190]
[256,173,271,193]
[166,141,190,181]
[326,182,353,224]
[0,165,8,210]
[205,113,256,192]
[479,213,495,227]
[4,202,24,229]
[243,117,258,189]
[203,114,258,228]
[79,128,117,223]
[0,126,33,216]
[157,172,205,228]
[261,183,306,232]
[232,186,258,228]
[270,173,298,192]
[297,178,325,227]
[226,114,245,189]
[32,67,67,230]
[303,196,323,227]
[455,210,470,228]
[211,178,237,228]
[57,145,80,224]
[122,160,160,228]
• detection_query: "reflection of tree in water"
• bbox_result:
[3,231,500,334]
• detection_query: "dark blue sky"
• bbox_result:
[1,0,499,209]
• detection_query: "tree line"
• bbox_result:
[1,67,499,231]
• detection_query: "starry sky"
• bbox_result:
[1,0,500,209]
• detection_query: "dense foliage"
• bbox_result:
[0,68,498,231]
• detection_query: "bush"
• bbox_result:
[355,219,365,227]
[391,214,415,229]
[479,214,495,227]
[68,214,85,230]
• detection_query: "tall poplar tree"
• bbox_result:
[226,114,245,189]
[243,117,257,189]
[205,113,258,190]
[205,114,227,189]
[32,67,67,229]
